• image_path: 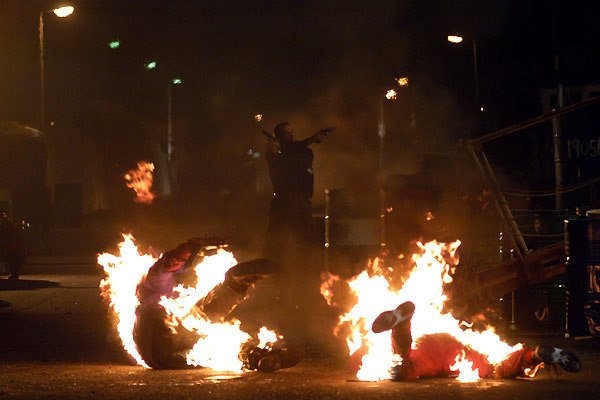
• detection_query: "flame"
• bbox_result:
[450,352,480,382]
[257,326,281,348]
[385,89,397,100]
[99,234,282,372]
[426,211,435,221]
[321,240,522,381]
[396,77,409,87]
[98,234,157,368]
[124,161,156,204]
[254,114,263,122]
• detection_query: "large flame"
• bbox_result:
[124,161,156,204]
[321,240,522,381]
[99,234,157,367]
[99,234,279,371]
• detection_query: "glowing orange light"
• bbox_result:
[448,35,464,44]
[385,89,397,100]
[396,77,409,87]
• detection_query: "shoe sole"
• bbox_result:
[372,301,415,333]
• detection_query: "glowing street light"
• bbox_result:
[53,6,74,18]
[39,5,74,127]
[447,33,481,122]
[447,35,464,44]
[167,78,182,162]
[108,39,120,49]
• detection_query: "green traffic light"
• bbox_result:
[172,78,182,85]
[108,40,120,49]
[144,61,157,70]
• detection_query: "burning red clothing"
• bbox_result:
[394,333,535,379]
[349,332,538,380]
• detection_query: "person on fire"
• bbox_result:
[133,238,303,371]
[351,301,582,380]
[0,213,27,281]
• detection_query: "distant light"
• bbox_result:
[144,61,157,70]
[254,114,263,122]
[50,121,55,126]
[172,78,182,85]
[247,149,253,155]
[385,89,397,100]
[447,35,464,44]
[53,6,74,18]
[480,106,484,112]
[396,77,409,87]
[108,40,120,49]
[252,152,260,159]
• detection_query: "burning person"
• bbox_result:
[351,301,582,380]
[133,238,303,371]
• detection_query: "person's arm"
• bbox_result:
[299,127,334,146]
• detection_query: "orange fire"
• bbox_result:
[124,161,156,204]
[98,234,279,371]
[385,89,397,100]
[321,240,522,381]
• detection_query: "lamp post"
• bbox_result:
[448,35,482,116]
[39,6,74,128]
[167,78,182,162]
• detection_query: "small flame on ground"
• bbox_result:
[254,114,263,122]
[426,211,435,221]
[385,89,397,100]
[450,352,480,382]
[124,161,155,204]
[257,326,281,348]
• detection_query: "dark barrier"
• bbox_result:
[564,212,600,337]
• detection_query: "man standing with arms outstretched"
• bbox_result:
[263,122,331,341]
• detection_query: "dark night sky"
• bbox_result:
[1,0,599,211]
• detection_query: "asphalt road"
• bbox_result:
[1,259,600,400]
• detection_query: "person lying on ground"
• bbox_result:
[134,238,302,371]
[349,301,581,380]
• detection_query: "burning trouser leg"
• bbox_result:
[197,258,280,321]
[134,258,279,369]
[197,258,304,372]
[134,308,197,369]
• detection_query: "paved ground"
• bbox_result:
[1,259,600,400]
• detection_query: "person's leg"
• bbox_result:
[494,345,581,378]
[198,258,279,321]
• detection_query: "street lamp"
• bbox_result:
[39,5,74,128]
[167,78,182,162]
[447,34,481,114]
